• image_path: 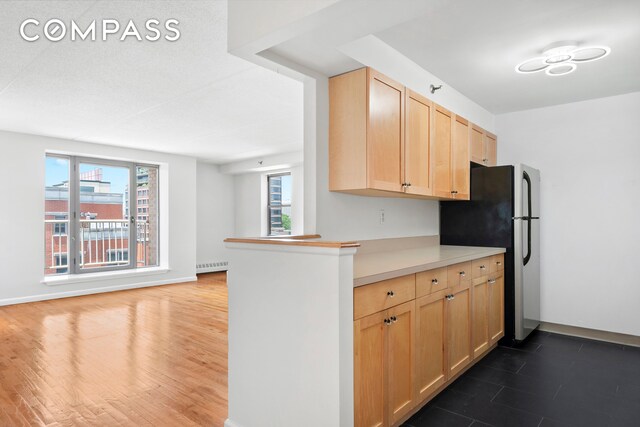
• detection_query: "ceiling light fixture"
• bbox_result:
[516,41,610,76]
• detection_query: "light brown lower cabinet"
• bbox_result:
[471,255,505,357]
[354,300,415,427]
[354,256,503,427]
[415,290,447,402]
[446,281,472,378]
[488,272,505,344]
[472,275,490,358]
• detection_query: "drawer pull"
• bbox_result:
[480,265,486,270]
[432,278,439,285]
[384,318,391,325]
[390,316,397,323]
[459,271,466,277]
[446,294,455,300]
[451,190,458,194]
[496,261,502,266]
[387,290,395,297]
[489,279,497,284]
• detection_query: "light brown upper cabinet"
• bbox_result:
[484,133,497,166]
[404,89,433,196]
[433,106,470,200]
[329,68,433,199]
[470,124,497,166]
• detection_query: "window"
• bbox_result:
[267,173,292,236]
[45,155,159,276]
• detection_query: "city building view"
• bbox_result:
[267,173,292,235]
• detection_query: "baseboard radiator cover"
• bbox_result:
[196,261,228,274]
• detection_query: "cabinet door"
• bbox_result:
[404,90,432,196]
[488,274,505,344]
[387,301,415,425]
[354,311,387,427]
[433,105,452,198]
[451,115,470,200]
[471,277,490,358]
[484,133,497,167]
[470,125,484,165]
[415,291,447,402]
[447,282,472,378]
[367,69,404,193]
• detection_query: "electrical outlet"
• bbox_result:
[379,209,385,224]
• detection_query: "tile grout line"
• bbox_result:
[435,407,476,425]
[552,384,562,400]
[490,385,505,402]
[515,361,526,374]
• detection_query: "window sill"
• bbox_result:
[42,266,170,286]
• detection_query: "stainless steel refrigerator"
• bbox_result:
[440,164,541,344]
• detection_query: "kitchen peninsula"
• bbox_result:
[224,235,505,427]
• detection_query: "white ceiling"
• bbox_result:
[0,1,303,163]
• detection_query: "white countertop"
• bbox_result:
[353,244,506,287]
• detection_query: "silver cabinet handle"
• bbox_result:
[459,271,466,277]
[384,318,391,325]
[432,278,439,285]
[387,290,395,297]
[451,190,458,194]
[480,265,486,270]
[497,261,502,266]
[489,279,497,284]
[390,316,397,323]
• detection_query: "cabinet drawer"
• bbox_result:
[491,254,504,273]
[472,257,492,279]
[416,267,448,298]
[354,274,416,320]
[447,262,472,288]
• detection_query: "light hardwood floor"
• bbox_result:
[0,273,228,426]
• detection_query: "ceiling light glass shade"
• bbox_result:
[545,63,577,76]
[545,54,572,64]
[515,57,549,73]
[571,46,610,62]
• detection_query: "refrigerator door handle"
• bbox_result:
[523,171,532,266]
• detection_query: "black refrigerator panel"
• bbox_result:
[440,165,514,248]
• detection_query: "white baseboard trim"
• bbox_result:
[0,276,197,307]
[539,321,640,347]
[224,419,242,427]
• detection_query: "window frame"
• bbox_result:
[267,172,292,236]
[45,153,160,276]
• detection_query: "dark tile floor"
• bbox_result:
[402,331,640,427]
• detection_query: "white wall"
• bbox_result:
[196,161,235,265]
[496,91,640,336]
[0,131,197,304]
